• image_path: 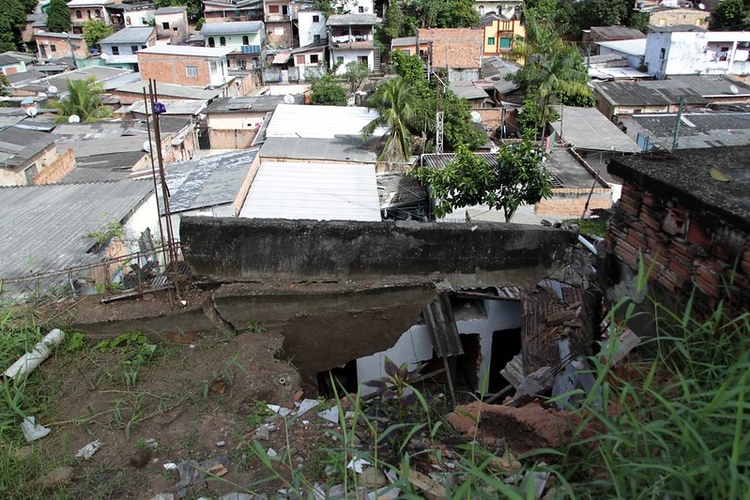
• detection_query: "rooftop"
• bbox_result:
[327,14,379,26]
[99,26,154,45]
[391,36,421,48]
[114,80,222,100]
[0,54,19,66]
[593,75,750,106]
[19,66,135,94]
[265,103,385,139]
[648,24,706,32]
[0,179,153,287]
[0,126,56,168]
[59,151,149,183]
[205,95,293,114]
[597,38,647,56]
[550,105,640,153]
[137,45,233,57]
[619,110,750,149]
[589,25,647,41]
[259,136,378,163]
[165,148,259,214]
[154,6,186,14]
[608,145,750,232]
[66,0,113,6]
[239,161,381,221]
[200,21,264,36]
[128,98,208,116]
[35,32,85,40]
[449,81,490,100]
[416,27,484,42]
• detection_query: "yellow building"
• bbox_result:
[480,13,525,58]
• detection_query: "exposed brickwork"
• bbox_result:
[417,28,483,69]
[536,188,612,217]
[33,148,76,185]
[607,180,750,316]
[138,52,214,86]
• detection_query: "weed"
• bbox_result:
[245,320,266,334]
[65,332,86,352]
[84,221,125,245]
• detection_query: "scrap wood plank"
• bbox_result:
[406,469,447,500]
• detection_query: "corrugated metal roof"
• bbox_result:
[115,80,222,100]
[128,98,207,116]
[164,148,259,214]
[240,161,381,221]
[259,136,378,163]
[550,105,640,153]
[620,110,750,149]
[138,45,233,57]
[0,126,55,167]
[327,13,379,26]
[200,21,264,36]
[100,27,154,45]
[0,179,154,283]
[265,103,385,139]
[449,81,489,100]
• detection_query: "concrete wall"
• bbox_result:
[138,53,228,87]
[536,188,612,217]
[208,128,257,149]
[124,9,156,27]
[181,218,576,286]
[205,32,263,49]
[155,11,188,43]
[298,11,327,47]
[331,49,373,74]
[32,148,76,185]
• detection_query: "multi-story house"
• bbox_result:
[327,13,379,74]
[111,2,157,28]
[473,0,521,18]
[264,0,292,47]
[480,12,524,58]
[200,21,265,70]
[68,0,114,35]
[99,26,156,71]
[297,9,327,47]
[203,0,263,23]
[36,32,89,60]
[154,6,189,44]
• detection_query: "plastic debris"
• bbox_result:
[215,440,226,447]
[4,329,65,382]
[76,440,103,459]
[266,404,292,416]
[163,462,178,470]
[296,398,320,416]
[21,416,51,442]
[347,457,371,473]
[267,448,278,457]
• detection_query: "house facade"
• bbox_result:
[68,0,114,34]
[137,45,232,87]
[642,6,710,30]
[200,21,265,70]
[417,27,484,81]
[473,0,522,18]
[99,27,156,70]
[297,9,327,47]
[0,126,75,186]
[154,6,188,44]
[264,0,293,47]
[203,0,263,23]
[644,27,750,78]
[118,3,157,28]
[480,13,524,58]
[328,14,378,75]
[36,32,89,60]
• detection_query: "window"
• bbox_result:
[296,55,305,64]
[358,6,364,12]
[94,9,101,18]
[220,36,226,46]
[269,5,279,13]
[310,54,319,63]
[237,58,246,69]
[126,16,132,25]
[719,46,729,62]
[312,14,320,22]
[282,5,288,15]
[499,37,511,49]
[207,37,215,47]
[478,5,484,15]
[162,22,169,29]
[313,34,320,42]
[358,55,367,63]
[50,44,56,52]
[111,46,120,55]
[487,36,495,45]
[660,48,666,59]
[242,35,249,45]
[336,56,343,65]
[87,9,92,19]
[76,10,82,19]
[185,65,198,77]
[401,49,410,54]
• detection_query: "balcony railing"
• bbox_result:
[240,44,261,54]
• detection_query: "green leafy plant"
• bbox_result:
[85,221,125,245]
[245,320,266,334]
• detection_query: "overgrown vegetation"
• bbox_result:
[309,74,348,106]
[82,20,114,50]
[52,76,112,123]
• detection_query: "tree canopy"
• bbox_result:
[47,0,72,33]
[83,20,114,49]
[309,74,348,106]
[154,0,202,18]
[412,141,553,221]
[53,76,112,123]
[377,0,480,45]
[342,61,371,93]
[712,0,747,30]
[0,0,28,52]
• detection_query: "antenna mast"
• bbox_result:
[433,72,447,154]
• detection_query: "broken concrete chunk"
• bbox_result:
[37,466,74,489]
[406,469,447,500]
[500,354,525,389]
[361,467,387,489]
[508,367,555,408]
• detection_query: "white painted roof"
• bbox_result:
[265,103,386,139]
[137,45,233,57]
[550,105,640,153]
[239,161,381,221]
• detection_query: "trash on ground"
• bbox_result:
[76,440,103,459]
[21,416,51,442]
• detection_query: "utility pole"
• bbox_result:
[671,96,685,152]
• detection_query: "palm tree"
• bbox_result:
[53,76,112,123]
[510,15,590,138]
[361,77,425,164]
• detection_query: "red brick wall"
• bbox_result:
[138,53,213,86]
[33,148,76,185]
[536,188,612,217]
[607,180,750,315]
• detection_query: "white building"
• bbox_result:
[644,26,750,78]
[597,39,647,69]
[297,9,328,47]
[327,13,379,74]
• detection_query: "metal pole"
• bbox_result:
[671,96,685,152]
[142,87,167,272]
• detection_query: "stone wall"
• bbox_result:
[181,217,576,286]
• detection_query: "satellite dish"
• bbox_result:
[283,94,294,104]
[47,85,58,94]
[730,84,739,95]
[470,111,482,123]
[25,107,38,117]
[143,140,154,152]
[698,2,705,8]
[68,114,81,123]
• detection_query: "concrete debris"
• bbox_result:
[175,455,231,495]
[20,416,51,442]
[75,440,102,459]
[37,466,75,489]
[149,495,175,500]
[163,462,178,470]
[508,367,555,408]
[254,425,271,441]
[266,404,292,416]
[142,438,159,448]
[528,463,550,500]
[406,469,447,500]
[600,328,640,366]
[500,354,525,389]
[215,440,226,447]
[267,448,278,457]
[220,493,255,500]
[296,398,320,416]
